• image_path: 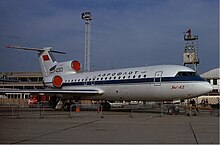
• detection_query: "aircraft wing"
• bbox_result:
[0,88,104,96]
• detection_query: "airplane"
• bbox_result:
[0,45,213,113]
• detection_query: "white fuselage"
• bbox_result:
[4,46,212,102]
[44,65,213,101]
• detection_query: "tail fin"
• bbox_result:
[38,48,58,77]
[6,45,65,77]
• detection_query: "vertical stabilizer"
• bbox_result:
[6,46,65,77]
[38,48,57,77]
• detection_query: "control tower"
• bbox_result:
[183,29,199,72]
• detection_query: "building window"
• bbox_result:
[4,86,13,89]
[213,79,217,85]
[39,77,43,82]
[206,79,210,83]
[29,77,38,82]
[14,86,23,89]
[35,86,44,89]
[24,86,34,89]
[19,78,28,82]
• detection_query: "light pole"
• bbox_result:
[81,11,92,72]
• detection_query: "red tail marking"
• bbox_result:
[42,55,50,61]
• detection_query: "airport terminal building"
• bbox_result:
[0,72,43,100]
[0,68,219,104]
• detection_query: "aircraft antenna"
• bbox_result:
[81,11,92,72]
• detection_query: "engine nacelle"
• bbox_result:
[44,60,81,88]
[50,60,81,74]
[70,60,81,72]
[43,75,63,88]
[59,60,81,72]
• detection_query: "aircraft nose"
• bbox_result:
[203,82,213,94]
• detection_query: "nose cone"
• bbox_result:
[202,82,213,94]
[191,82,213,97]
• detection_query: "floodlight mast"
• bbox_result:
[81,11,92,72]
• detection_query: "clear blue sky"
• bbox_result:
[0,0,219,74]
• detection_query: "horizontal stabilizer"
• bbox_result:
[6,45,66,54]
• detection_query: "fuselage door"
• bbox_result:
[154,71,163,86]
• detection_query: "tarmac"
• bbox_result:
[0,108,219,144]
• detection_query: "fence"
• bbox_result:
[0,103,103,119]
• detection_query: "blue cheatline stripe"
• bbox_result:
[62,76,206,87]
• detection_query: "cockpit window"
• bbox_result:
[175,72,199,77]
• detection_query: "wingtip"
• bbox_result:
[6,45,12,48]
[6,45,18,48]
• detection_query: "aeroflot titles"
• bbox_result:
[97,70,146,77]
[63,70,150,83]
[75,70,147,80]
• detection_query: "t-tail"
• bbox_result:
[6,45,66,77]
